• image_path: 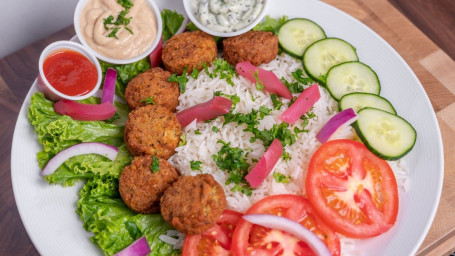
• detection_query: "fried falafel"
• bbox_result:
[124,67,179,111]
[223,30,278,66]
[119,155,179,214]
[160,174,226,234]
[162,31,217,75]
[124,104,181,159]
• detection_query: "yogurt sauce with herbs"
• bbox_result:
[191,0,265,33]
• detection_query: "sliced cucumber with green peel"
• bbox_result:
[339,92,396,114]
[326,61,380,100]
[353,107,416,160]
[302,38,358,85]
[278,18,326,58]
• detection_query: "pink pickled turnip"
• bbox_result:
[280,84,320,124]
[176,96,232,127]
[245,139,283,188]
[236,61,292,100]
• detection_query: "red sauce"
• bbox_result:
[43,50,98,96]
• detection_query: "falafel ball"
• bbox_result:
[162,31,217,75]
[160,174,226,234]
[124,67,179,111]
[119,155,179,214]
[223,30,278,66]
[124,104,181,159]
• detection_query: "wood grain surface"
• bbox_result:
[1,0,454,255]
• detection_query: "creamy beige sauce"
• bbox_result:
[80,0,157,60]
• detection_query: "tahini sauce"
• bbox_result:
[80,0,157,60]
[191,0,265,33]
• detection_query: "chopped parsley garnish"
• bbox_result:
[178,134,186,147]
[292,69,313,85]
[258,106,272,118]
[107,27,121,39]
[281,77,304,94]
[103,0,134,38]
[212,140,252,196]
[254,70,264,91]
[190,160,203,172]
[140,96,155,105]
[224,109,296,147]
[212,126,219,132]
[118,0,133,9]
[190,68,199,79]
[281,150,291,161]
[253,122,296,147]
[194,129,202,135]
[168,67,189,93]
[213,91,240,107]
[204,59,237,86]
[273,172,291,183]
[294,126,308,134]
[271,94,283,110]
[150,156,160,173]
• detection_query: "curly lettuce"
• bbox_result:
[28,93,131,186]
[77,176,180,256]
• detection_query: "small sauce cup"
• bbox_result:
[74,0,163,65]
[183,0,270,37]
[38,40,102,101]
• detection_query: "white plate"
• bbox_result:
[11,0,443,255]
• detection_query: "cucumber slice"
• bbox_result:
[278,18,326,58]
[339,92,396,114]
[326,61,380,100]
[353,107,416,160]
[302,38,358,85]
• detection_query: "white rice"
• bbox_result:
[168,53,408,253]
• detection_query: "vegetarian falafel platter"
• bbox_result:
[11,0,443,256]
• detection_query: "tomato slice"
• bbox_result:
[182,210,243,256]
[306,139,399,238]
[231,195,340,256]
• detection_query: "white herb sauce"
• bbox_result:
[191,0,265,33]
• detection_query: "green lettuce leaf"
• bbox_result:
[77,176,180,256]
[161,9,185,42]
[43,145,131,186]
[253,15,288,34]
[99,58,151,99]
[28,93,131,186]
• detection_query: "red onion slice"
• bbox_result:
[316,108,357,143]
[243,214,332,256]
[101,68,118,104]
[41,142,119,176]
[114,237,151,256]
[245,138,283,188]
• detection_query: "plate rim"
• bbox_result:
[10,0,445,255]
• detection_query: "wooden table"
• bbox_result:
[1,0,454,255]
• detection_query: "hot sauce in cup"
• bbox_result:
[43,49,98,96]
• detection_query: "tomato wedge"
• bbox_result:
[306,139,399,238]
[182,210,243,256]
[231,195,340,256]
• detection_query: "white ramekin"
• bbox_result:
[183,0,270,37]
[37,40,102,101]
[74,0,163,65]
